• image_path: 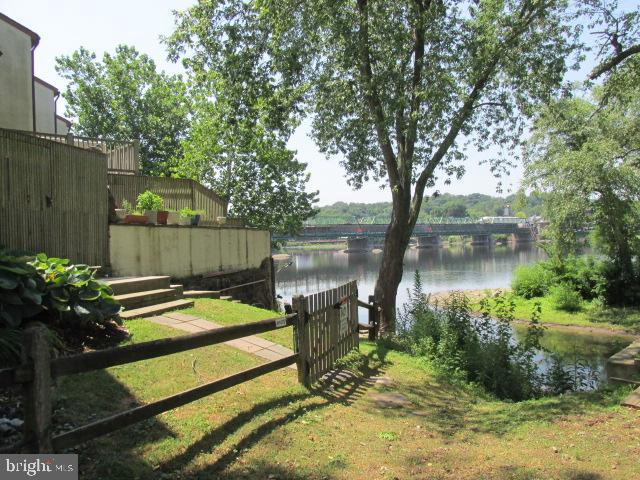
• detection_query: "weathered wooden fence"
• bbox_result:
[0,128,109,266]
[292,281,360,386]
[0,281,369,453]
[6,128,140,174]
[108,174,227,224]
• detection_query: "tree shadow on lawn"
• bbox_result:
[159,352,386,479]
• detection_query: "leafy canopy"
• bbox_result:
[56,45,191,176]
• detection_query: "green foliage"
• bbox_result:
[549,284,583,312]
[30,253,122,326]
[524,54,640,306]
[0,249,122,366]
[378,432,398,441]
[121,199,133,214]
[179,208,204,218]
[136,191,164,212]
[310,193,545,224]
[398,273,546,401]
[166,0,578,327]
[511,263,554,299]
[56,45,190,176]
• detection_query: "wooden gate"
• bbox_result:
[292,280,359,386]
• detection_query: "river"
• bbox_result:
[274,243,633,389]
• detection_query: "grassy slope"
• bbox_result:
[55,303,640,480]
[183,299,294,349]
[476,293,640,334]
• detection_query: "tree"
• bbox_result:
[56,45,190,176]
[168,0,579,331]
[524,80,640,305]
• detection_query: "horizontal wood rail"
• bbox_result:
[52,353,297,451]
[357,299,373,310]
[0,314,297,386]
[218,279,266,293]
[1,314,299,453]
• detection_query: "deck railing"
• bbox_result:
[8,129,140,174]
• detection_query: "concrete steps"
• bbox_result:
[115,287,182,310]
[120,299,195,320]
[106,276,192,319]
[107,276,171,295]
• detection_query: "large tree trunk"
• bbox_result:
[373,207,413,334]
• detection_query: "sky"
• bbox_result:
[0,0,611,206]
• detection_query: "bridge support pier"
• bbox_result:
[416,235,441,249]
[471,234,492,246]
[511,231,534,244]
[345,236,369,253]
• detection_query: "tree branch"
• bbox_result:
[356,0,400,191]
[589,44,640,79]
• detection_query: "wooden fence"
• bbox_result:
[6,128,140,174]
[292,281,360,386]
[108,174,227,223]
[0,128,109,266]
[0,281,370,453]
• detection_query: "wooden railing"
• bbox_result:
[6,129,140,173]
[0,315,298,453]
[107,174,228,223]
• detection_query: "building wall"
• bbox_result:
[34,81,56,134]
[56,117,70,135]
[0,21,33,131]
[109,225,271,278]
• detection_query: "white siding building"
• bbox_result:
[0,12,71,134]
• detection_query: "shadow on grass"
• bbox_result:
[160,346,388,478]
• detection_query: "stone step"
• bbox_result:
[120,299,195,320]
[220,295,233,301]
[106,276,171,295]
[170,284,184,296]
[183,290,221,299]
[115,288,180,310]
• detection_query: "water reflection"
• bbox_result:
[274,244,632,389]
[275,243,546,305]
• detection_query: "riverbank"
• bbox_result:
[53,299,638,479]
[277,241,347,251]
[430,289,640,336]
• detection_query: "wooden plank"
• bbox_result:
[218,279,266,292]
[52,314,297,377]
[52,354,297,451]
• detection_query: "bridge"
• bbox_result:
[276,220,537,251]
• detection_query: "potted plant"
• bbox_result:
[136,191,167,225]
[122,200,148,224]
[166,210,181,225]
[115,199,129,222]
[180,208,204,226]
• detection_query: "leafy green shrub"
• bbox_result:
[551,256,605,301]
[136,190,164,211]
[511,263,554,298]
[179,208,204,217]
[0,249,122,366]
[549,284,582,312]
[398,272,545,401]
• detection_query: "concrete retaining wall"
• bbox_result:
[109,224,271,278]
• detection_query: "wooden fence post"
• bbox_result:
[21,322,53,453]
[368,294,379,340]
[292,295,310,387]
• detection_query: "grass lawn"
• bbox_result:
[464,290,640,334]
[183,299,294,349]
[53,302,640,479]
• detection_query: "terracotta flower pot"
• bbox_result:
[156,210,169,225]
[124,214,148,224]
